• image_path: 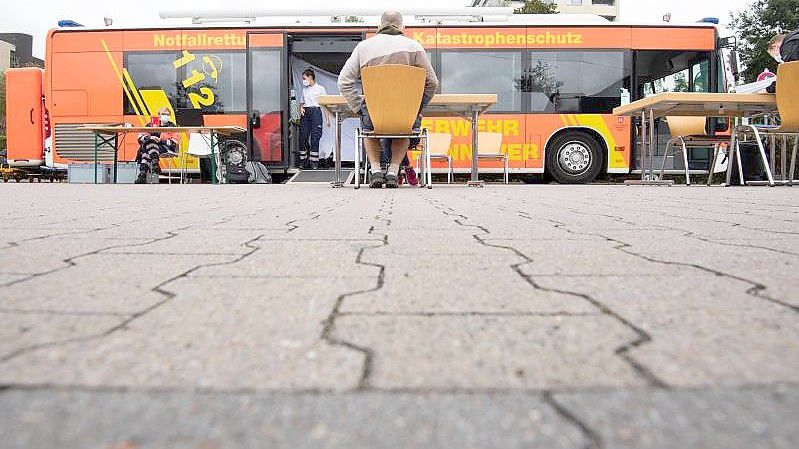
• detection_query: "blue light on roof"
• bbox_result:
[699,17,720,24]
[57,20,84,27]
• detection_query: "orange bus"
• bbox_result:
[5,16,729,183]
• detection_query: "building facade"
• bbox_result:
[0,40,15,73]
[0,33,43,70]
[472,0,619,21]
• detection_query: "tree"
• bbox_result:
[730,0,799,83]
[514,0,558,14]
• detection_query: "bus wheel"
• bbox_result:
[546,132,603,184]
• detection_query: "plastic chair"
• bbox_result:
[355,64,430,189]
[659,116,729,186]
[733,61,799,186]
[476,132,508,184]
[415,133,453,184]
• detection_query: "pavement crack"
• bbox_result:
[320,196,393,391]
[426,198,668,389]
[543,391,603,449]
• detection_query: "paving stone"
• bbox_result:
[0,253,233,314]
[0,389,586,449]
[0,277,366,390]
[553,386,799,449]
[0,311,126,360]
[335,315,645,389]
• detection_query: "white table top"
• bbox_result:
[613,92,777,118]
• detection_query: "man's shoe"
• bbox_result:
[385,172,399,188]
[405,167,419,186]
[369,172,385,188]
[310,161,319,170]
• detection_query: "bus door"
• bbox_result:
[246,32,287,165]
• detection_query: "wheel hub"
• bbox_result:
[558,142,591,174]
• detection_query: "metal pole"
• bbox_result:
[648,108,656,181]
[209,131,217,185]
[640,111,647,181]
[113,134,118,184]
[94,132,98,184]
[354,130,361,189]
[468,109,482,187]
[333,110,342,188]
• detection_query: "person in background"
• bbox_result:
[765,30,798,93]
[299,68,329,170]
[338,10,438,188]
[135,107,178,184]
[380,139,419,186]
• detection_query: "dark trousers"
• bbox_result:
[199,157,212,183]
[380,139,411,167]
[299,107,323,163]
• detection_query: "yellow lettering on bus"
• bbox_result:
[153,34,165,47]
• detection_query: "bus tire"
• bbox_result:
[546,131,604,184]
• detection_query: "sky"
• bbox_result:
[0,0,754,58]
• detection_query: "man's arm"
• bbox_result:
[413,49,439,109]
[338,49,363,113]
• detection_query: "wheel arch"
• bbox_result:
[543,126,609,173]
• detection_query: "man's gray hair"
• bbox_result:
[380,10,404,30]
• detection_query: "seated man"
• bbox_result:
[135,107,178,184]
[337,10,438,188]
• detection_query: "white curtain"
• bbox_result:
[291,57,359,161]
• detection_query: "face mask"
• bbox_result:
[302,79,310,87]
[769,50,783,63]
[160,115,171,124]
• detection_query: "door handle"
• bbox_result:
[30,108,35,124]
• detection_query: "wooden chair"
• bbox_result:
[415,133,453,184]
[732,61,799,186]
[476,132,508,184]
[659,116,731,186]
[354,64,431,188]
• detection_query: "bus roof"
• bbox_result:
[49,14,720,33]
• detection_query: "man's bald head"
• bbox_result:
[380,10,404,31]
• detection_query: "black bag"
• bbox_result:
[730,142,769,184]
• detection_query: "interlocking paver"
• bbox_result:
[0,183,797,448]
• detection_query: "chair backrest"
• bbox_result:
[426,132,453,156]
[361,64,426,134]
[477,132,503,155]
[665,116,707,137]
[776,61,799,132]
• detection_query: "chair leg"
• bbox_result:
[354,131,361,189]
[707,143,720,186]
[447,156,452,184]
[680,140,690,186]
[790,136,798,186]
[659,138,676,181]
[504,156,509,184]
[745,125,776,186]
[426,134,433,189]
[735,138,745,186]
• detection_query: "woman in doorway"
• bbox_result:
[299,68,329,169]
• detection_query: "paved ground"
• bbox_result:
[0,183,797,449]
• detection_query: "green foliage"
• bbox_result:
[730,0,799,82]
[345,15,363,23]
[514,0,558,14]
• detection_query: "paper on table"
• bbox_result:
[734,78,776,93]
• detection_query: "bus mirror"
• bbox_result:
[729,50,741,82]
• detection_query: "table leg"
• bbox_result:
[354,130,361,189]
[113,133,118,184]
[648,109,656,181]
[209,131,218,185]
[93,132,98,184]
[640,110,647,181]
[333,111,343,188]
[467,110,483,187]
